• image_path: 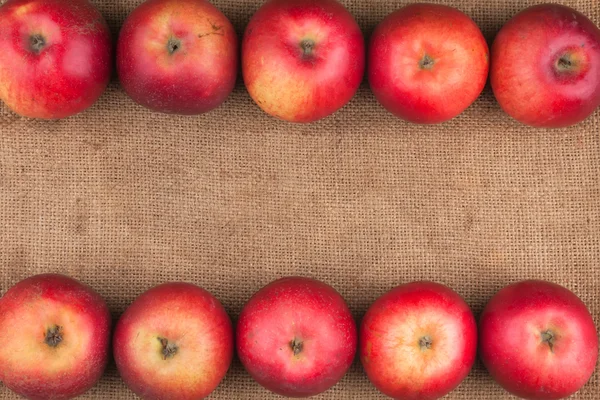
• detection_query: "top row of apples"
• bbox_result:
[0,0,599,128]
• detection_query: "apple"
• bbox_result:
[360,281,477,399]
[491,4,600,128]
[242,0,365,123]
[368,4,489,124]
[113,282,233,399]
[479,280,598,399]
[236,276,357,397]
[117,0,238,115]
[0,0,111,119]
[0,274,111,400]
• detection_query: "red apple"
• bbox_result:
[0,0,111,119]
[491,4,600,128]
[360,281,477,399]
[242,0,365,123]
[368,4,489,124]
[236,276,357,397]
[479,280,598,399]
[113,282,233,399]
[117,0,238,115]
[0,274,111,400]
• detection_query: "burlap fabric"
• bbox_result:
[1,0,599,398]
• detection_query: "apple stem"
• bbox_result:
[166,38,181,55]
[558,57,572,68]
[300,39,315,58]
[419,336,433,351]
[556,54,577,73]
[29,34,46,54]
[44,325,63,347]
[290,338,303,355]
[419,54,435,70]
[158,337,178,360]
[541,330,555,352]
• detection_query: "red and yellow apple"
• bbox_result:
[236,276,357,397]
[479,280,598,399]
[117,0,238,115]
[0,0,112,119]
[242,0,365,123]
[368,4,489,124]
[0,274,111,399]
[491,4,600,128]
[113,282,233,399]
[360,281,477,399]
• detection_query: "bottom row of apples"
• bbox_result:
[0,273,596,400]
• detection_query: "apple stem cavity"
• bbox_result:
[44,325,63,347]
[419,335,433,351]
[167,38,181,55]
[158,337,178,360]
[29,34,46,54]
[541,330,556,352]
[290,338,304,356]
[300,39,315,58]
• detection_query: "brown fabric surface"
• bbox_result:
[1,0,599,398]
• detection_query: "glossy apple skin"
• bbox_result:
[117,0,238,115]
[480,280,598,400]
[491,4,600,128]
[237,277,357,397]
[368,4,489,124]
[113,282,233,400]
[0,0,111,119]
[242,0,365,123]
[360,281,477,400]
[0,274,111,400]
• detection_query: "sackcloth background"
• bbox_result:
[0,0,599,398]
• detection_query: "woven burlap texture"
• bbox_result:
[1,0,599,398]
